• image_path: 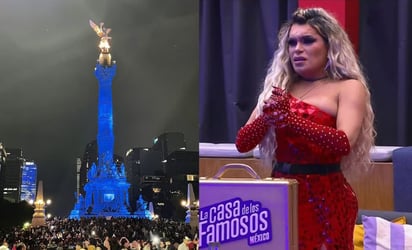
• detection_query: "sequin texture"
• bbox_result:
[273,97,358,249]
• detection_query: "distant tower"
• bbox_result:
[75,158,81,196]
[20,161,37,202]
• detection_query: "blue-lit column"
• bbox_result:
[68,20,152,219]
[95,63,116,178]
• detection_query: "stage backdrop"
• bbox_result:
[199,0,298,143]
[358,0,412,146]
[200,0,412,146]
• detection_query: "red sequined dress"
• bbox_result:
[272,96,358,249]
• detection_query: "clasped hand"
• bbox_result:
[262,87,290,128]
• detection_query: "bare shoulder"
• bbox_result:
[337,79,368,106]
[338,78,367,91]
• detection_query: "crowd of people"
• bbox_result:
[0,217,198,250]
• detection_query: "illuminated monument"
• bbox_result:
[31,181,50,227]
[69,20,151,219]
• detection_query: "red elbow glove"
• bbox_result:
[235,115,269,153]
[267,86,350,156]
[287,114,350,156]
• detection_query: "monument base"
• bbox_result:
[69,177,152,219]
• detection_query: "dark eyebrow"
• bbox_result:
[289,33,317,39]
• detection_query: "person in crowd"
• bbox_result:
[128,240,140,250]
[108,236,120,250]
[88,238,97,250]
[103,236,111,250]
[39,241,47,250]
[177,237,191,250]
[75,241,85,250]
[0,241,9,250]
[15,243,26,250]
[141,241,151,250]
[119,237,130,250]
[158,240,166,250]
[164,239,175,250]
[235,7,375,249]
[47,240,58,250]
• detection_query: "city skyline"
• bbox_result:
[0,0,198,216]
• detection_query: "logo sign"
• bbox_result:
[199,197,272,248]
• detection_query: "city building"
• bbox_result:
[124,136,198,219]
[152,132,187,160]
[0,143,6,182]
[0,148,24,202]
[0,143,7,201]
[165,150,198,177]
[20,161,37,202]
[125,147,159,212]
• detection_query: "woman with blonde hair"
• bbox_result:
[236,7,375,249]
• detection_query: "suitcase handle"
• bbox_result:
[213,163,261,179]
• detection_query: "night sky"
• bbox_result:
[0,0,198,217]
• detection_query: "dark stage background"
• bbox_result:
[199,0,412,147]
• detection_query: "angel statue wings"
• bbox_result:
[89,19,113,66]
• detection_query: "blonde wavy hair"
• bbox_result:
[256,8,376,179]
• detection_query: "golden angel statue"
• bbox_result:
[89,19,113,66]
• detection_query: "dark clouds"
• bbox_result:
[0,0,198,216]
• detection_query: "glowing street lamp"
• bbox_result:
[23,222,30,229]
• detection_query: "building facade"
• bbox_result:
[0,143,6,174]
[152,132,187,161]
[0,148,24,202]
[20,161,37,202]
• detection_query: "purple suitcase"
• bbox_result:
[199,163,298,250]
